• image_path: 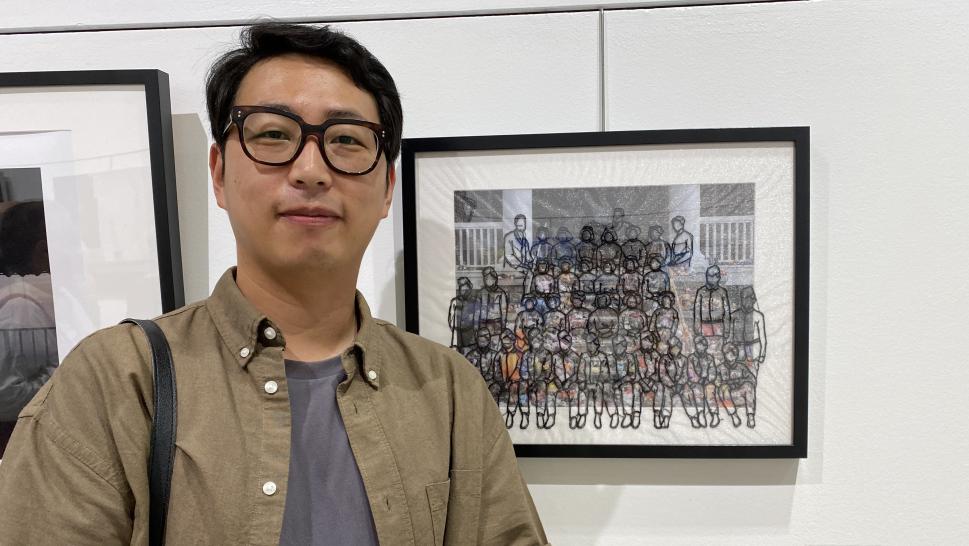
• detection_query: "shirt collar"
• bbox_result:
[206,267,382,389]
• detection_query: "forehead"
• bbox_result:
[234,54,380,123]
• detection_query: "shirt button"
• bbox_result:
[264,380,278,394]
[262,481,277,496]
[240,347,251,358]
[264,327,277,340]
[367,369,378,381]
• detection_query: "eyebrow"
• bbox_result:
[257,103,370,122]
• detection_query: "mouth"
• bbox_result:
[278,205,341,226]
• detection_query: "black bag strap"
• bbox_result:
[122,318,176,546]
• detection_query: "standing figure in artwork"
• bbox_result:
[447,277,478,353]
[614,335,643,428]
[688,335,721,428]
[645,225,671,266]
[503,213,532,297]
[651,291,680,340]
[652,336,674,429]
[575,225,598,270]
[465,328,500,394]
[669,215,694,272]
[693,265,732,359]
[655,336,686,429]
[609,207,633,243]
[621,225,648,266]
[523,328,553,429]
[594,260,621,310]
[718,343,758,428]
[637,333,659,425]
[730,286,767,377]
[550,227,577,271]
[555,330,585,429]
[580,333,609,429]
[595,228,623,272]
[497,329,524,429]
[537,329,564,429]
[476,266,508,342]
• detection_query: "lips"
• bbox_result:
[278,205,340,226]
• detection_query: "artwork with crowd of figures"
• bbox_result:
[447,184,768,435]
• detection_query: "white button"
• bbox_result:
[264,327,277,340]
[367,370,378,381]
[264,380,278,395]
[262,481,277,496]
[240,347,251,358]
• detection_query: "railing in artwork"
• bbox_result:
[0,327,58,367]
[454,222,505,269]
[698,215,754,265]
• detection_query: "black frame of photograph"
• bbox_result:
[402,127,809,459]
[0,69,183,312]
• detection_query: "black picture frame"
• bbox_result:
[402,127,808,458]
[0,69,183,312]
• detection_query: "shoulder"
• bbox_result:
[369,319,481,384]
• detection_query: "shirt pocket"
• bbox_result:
[442,469,482,545]
[425,479,451,545]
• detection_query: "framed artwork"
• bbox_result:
[402,127,808,458]
[0,70,183,457]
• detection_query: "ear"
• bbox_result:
[380,161,396,219]
[210,143,227,210]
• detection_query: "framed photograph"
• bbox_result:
[0,70,183,457]
[402,127,808,458]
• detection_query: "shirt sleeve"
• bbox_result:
[0,324,152,545]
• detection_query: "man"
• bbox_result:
[0,23,547,545]
[693,264,732,359]
[448,276,478,353]
[503,214,532,298]
[476,266,509,342]
[644,224,671,266]
[669,215,694,272]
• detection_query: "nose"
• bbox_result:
[287,134,334,189]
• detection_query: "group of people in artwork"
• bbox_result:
[447,207,768,431]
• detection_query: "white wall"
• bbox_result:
[2,0,967,543]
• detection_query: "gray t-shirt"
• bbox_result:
[279,356,379,546]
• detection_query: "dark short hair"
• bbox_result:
[206,22,403,162]
[0,201,47,275]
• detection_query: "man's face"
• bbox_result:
[211,54,394,276]
[514,217,526,232]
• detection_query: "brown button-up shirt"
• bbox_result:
[0,269,548,545]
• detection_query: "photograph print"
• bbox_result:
[403,128,808,458]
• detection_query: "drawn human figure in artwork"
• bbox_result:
[566,290,591,333]
[588,293,620,340]
[535,329,563,429]
[503,214,532,296]
[669,215,694,271]
[542,294,568,333]
[466,328,500,390]
[687,335,721,428]
[718,342,758,428]
[693,265,732,358]
[577,259,598,302]
[651,291,679,341]
[595,228,623,272]
[555,330,585,430]
[594,260,621,309]
[514,296,544,344]
[652,336,674,429]
[612,334,642,429]
[575,225,598,269]
[637,333,659,424]
[529,226,554,265]
[528,258,556,311]
[621,225,648,266]
[447,277,478,353]
[619,256,644,298]
[497,329,525,429]
[549,226,577,270]
[618,292,648,339]
[609,207,633,243]
[643,254,671,301]
[645,224,671,266]
[730,286,767,377]
[523,327,555,429]
[476,266,508,341]
[556,258,579,297]
[580,333,609,429]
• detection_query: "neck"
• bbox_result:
[235,259,359,362]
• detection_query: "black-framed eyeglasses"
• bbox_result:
[222,105,387,175]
